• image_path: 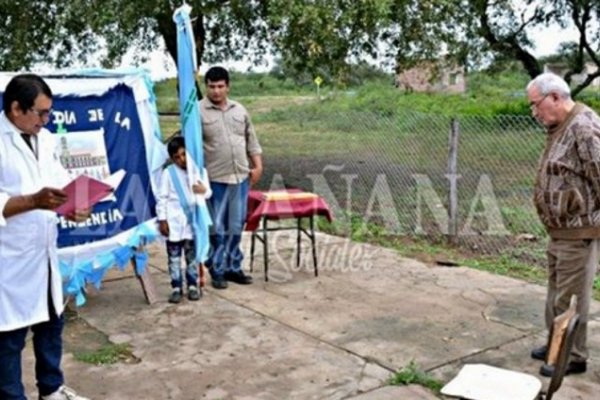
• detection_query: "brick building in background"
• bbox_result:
[395,61,466,94]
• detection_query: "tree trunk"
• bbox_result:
[156,6,205,71]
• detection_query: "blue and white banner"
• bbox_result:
[48,83,156,247]
[0,69,168,305]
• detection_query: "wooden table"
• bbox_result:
[246,189,333,281]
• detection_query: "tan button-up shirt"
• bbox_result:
[200,98,262,184]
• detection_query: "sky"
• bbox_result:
[529,24,581,56]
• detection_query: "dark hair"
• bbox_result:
[167,135,185,158]
[204,66,229,85]
[2,74,52,114]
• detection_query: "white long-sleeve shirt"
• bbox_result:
[156,164,211,242]
[0,112,71,331]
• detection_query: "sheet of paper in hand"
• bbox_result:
[54,175,114,216]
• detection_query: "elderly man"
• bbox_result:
[527,72,600,376]
[0,74,90,400]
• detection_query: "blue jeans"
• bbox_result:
[206,179,249,278]
[167,239,198,289]
[0,301,64,399]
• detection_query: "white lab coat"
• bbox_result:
[156,164,212,242]
[0,112,70,332]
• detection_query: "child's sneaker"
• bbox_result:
[168,288,182,303]
[188,286,201,301]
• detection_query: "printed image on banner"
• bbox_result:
[58,129,111,181]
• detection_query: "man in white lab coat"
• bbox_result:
[0,74,90,400]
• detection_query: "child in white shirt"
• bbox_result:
[156,136,211,303]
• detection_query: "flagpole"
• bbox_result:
[173,4,212,264]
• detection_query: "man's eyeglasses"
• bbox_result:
[529,94,549,111]
[29,108,53,119]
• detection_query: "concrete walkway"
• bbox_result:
[23,231,600,399]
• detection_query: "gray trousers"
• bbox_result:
[546,238,599,361]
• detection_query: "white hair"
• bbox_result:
[527,73,571,99]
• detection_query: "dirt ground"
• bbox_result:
[63,307,110,355]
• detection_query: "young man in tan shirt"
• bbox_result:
[200,66,263,289]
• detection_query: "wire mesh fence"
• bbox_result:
[252,108,549,266]
[159,106,550,266]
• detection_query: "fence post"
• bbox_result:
[447,118,460,244]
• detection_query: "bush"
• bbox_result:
[154,67,598,116]
[310,80,531,117]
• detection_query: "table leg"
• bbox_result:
[262,217,269,282]
[310,215,318,277]
[250,230,256,272]
[296,217,302,267]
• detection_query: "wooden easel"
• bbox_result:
[547,295,578,365]
[130,245,159,304]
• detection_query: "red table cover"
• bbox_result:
[245,189,334,231]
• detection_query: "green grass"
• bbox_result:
[159,114,180,141]
[154,72,314,114]
[73,343,135,365]
[461,255,546,283]
[397,238,452,259]
[389,361,444,393]
[228,71,314,96]
[500,206,546,237]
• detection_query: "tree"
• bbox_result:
[0,0,271,72]
[1,1,598,96]
[264,0,389,85]
[0,0,96,70]
[265,0,599,95]
[466,0,600,96]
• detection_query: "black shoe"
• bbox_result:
[540,360,587,377]
[211,278,228,289]
[531,345,547,361]
[168,289,182,304]
[187,286,201,301]
[224,271,253,285]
